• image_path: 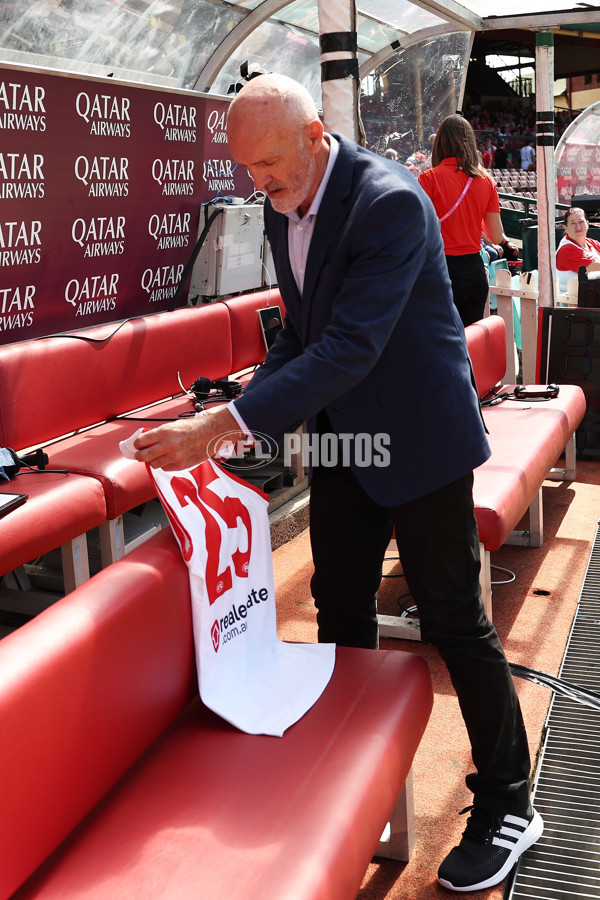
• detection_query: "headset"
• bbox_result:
[513,384,560,400]
[0,447,68,481]
[481,384,560,407]
[115,375,245,423]
[189,376,243,406]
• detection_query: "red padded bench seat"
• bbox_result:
[19,302,234,526]
[0,529,433,900]
[476,388,586,551]
[44,287,285,500]
[469,315,586,545]
[468,316,585,615]
[0,290,282,584]
[0,472,106,595]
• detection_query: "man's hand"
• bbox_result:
[133,406,246,471]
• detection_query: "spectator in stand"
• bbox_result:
[481,140,493,169]
[404,149,428,177]
[423,132,436,169]
[556,206,600,292]
[383,148,399,161]
[520,139,535,171]
[481,233,503,264]
[484,137,495,168]
[419,114,513,326]
[494,139,509,169]
[462,100,578,154]
[481,232,519,266]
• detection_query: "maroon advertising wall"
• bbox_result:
[0,63,253,345]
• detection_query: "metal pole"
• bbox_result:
[317,0,362,143]
[535,31,557,308]
[415,59,423,146]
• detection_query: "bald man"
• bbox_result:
[134,75,542,892]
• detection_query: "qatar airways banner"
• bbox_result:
[0,63,253,345]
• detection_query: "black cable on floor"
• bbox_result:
[509,663,600,711]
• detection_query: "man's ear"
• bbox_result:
[305,118,324,154]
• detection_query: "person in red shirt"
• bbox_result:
[556,206,600,292]
[480,137,495,169]
[419,115,509,326]
[481,145,493,169]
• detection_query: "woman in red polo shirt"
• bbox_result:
[419,115,509,326]
[556,206,600,292]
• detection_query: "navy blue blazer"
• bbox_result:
[235,134,490,507]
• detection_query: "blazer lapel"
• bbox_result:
[300,135,356,340]
[265,207,303,330]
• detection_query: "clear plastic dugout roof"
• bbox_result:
[1,1,599,99]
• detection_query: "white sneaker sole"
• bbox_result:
[438,808,544,892]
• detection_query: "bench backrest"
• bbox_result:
[224,288,284,374]
[465,315,507,398]
[0,303,232,452]
[0,529,196,899]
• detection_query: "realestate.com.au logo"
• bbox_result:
[211,586,270,652]
[207,430,391,470]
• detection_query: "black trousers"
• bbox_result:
[445,252,489,327]
[309,461,531,813]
